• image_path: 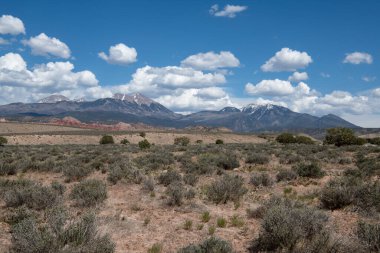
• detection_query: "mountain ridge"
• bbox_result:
[0,93,359,132]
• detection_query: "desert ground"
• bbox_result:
[0,123,379,253]
[0,122,266,145]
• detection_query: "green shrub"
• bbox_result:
[207,174,247,204]
[354,181,380,212]
[148,243,162,253]
[51,181,65,195]
[250,172,273,187]
[249,198,329,252]
[178,237,233,253]
[183,173,198,186]
[5,206,36,226]
[107,165,124,184]
[294,163,324,178]
[276,169,298,182]
[63,164,92,182]
[0,136,8,146]
[183,219,193,230]
[276,133,314,144]
[295,135,315,144]
[4,184,59,211]
[0,161,17,175]
[158,170,182,186]
[139,132,146,138]
[320,177,357,210]
[11,212,115,253]
[230,215,244,227]
[357,221,380,252]
[215,139,224,145]
[246,206,266,219]
[324,128,359,146]
[368,137,380,145]
[355,137,367,145]
[142,177,155,192]
[245,153,269,165]
[70,180,107,207]
[174,136,190,146]
[99,135,114,144]
[166,182,184,206]
[276,133,296,144]
[195,152,239,173]
[356,156,380,176]
[135,150,174,171]
[196,140,203,144]
[217,217,227,228]
[138,139,151,150]
[215,153,239,170]
[120,138,130,145]
[201,211,211,223]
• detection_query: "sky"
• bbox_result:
[0,0,379,127]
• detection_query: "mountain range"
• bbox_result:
[0,93,358,132]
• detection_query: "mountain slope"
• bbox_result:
[180,104,358,131]
[0,95,359,131]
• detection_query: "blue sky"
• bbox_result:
[0,0,379,127]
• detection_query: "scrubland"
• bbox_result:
[0,132,380,252]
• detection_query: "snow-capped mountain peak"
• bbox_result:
[219,107,241,113]
[37,95,70,103]
[113,93,155,105]
[242,103,275,114]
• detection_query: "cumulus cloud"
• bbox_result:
[0,48,235,112]
[0,52,99,103]
[288,71,309,82]
[181,51,240,70]
[245,79,310,96]
[209,4,247,18]
[22,33,71,59]
[343,52,373,64]
[261,48,313,72]
[243,77,380,125]
[0,15,25,35]
[117,65,226,95]
[111,63,233,112]
[98,43,137,65]
[155,88,233,112]
[372,88,380,97]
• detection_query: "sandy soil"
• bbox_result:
[0,122,88,135]
[0,122,266,145]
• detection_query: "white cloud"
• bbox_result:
[98,43,137,65]
[111,63,232,112]
[244,77,379,123]
[209,4,247,18]
[372,88,380,97]
[22,33,71,59]
[362,76,376,82]
[117,65,226,96]
[288,71,309,82]
[261,48,313,72]
[197,87,227,99]
[0,15,25,35]
[155,88,233,112]
[181,51,240,70]
[0,52,27,71]
[343,52,373,64]
[245,79,310,96]
[0,52,99,103]
[0,37,10,45]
